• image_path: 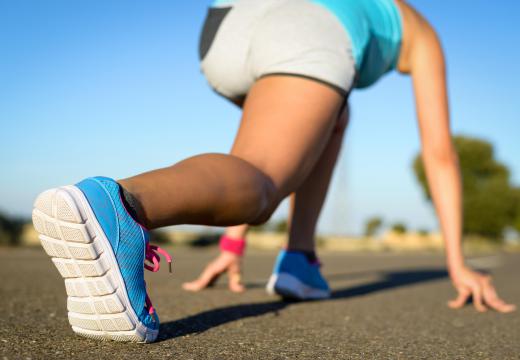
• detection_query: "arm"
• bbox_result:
[409,26,515,312]
[410,27,463,275]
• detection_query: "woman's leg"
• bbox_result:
[119,76,344,229]
[220,105,348,251]
[183,105,348,293]
[287,104,350,252]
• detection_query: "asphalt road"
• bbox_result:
[1,246,519,359]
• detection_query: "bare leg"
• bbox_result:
[183,106,349,292]
[221,104,349,251]
[216,105,347,251]
[119,76,344,230]
[287,105,350,252]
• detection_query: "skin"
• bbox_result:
[180,1,516,313]
[183,108,350,292]
[120,76,344,227]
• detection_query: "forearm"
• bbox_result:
[407,22,465,273]
[403,7,516,313]
[422,149,464,273]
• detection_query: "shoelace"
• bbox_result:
[144,244,172,315]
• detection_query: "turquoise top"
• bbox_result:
[212,0,234,5]
[312,0,402,88]
[211,0,403,89]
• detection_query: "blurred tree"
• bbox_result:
[251,219,288,233]
[413,136,519,239]
[0,212,26,246]
[274,219,288,233]
[391,223,407,234]
[512,189,520,234]
[189,232,220,247]
[149,230,170,244]
[250,222,268,233]
[418,229,429,236]
[364,216,383,237]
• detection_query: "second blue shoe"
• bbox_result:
[266,250,330,300]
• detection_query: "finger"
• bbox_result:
[470,284,487,312]
[228,261,245,293]
[482,280,501,307]
[228,273,245,293]
[488,299,517,313]
[182,263,224,292]
[482,281,516,313]
[448,289,470,309]
[486,296,517,313]
[496,303,517,313]
[182,280,206,292]
[182,272,222,291]
[182,271,220,291]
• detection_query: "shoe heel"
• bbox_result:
[32,186,156,343]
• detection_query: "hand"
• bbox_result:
[448,266,516,313]
[182,251,245,293]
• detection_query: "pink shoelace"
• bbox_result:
[144,244,172,315]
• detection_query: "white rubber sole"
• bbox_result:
[32,186,158,343]
[266,273,330,300]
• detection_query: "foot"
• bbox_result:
[32,177,171,343]
[266,250,330,300]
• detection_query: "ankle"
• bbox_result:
[286,247,318,264]
[117,182,149,229]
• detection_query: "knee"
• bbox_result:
[248,173,279,225]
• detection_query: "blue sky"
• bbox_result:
[1,0,519,235]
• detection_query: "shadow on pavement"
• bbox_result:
[157,269,447,342]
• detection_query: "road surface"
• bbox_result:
[1,247,519,359]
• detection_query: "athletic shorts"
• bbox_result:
[199,0,356,103]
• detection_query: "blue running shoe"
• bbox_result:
[32,177,171,343]
[266,250,330,300]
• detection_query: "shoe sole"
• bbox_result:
[32,186,158,343]
[266,273,330,300]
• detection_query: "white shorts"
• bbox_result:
[199,0,356,102]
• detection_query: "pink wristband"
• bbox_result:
[219,235,246,256]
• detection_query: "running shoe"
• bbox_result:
[266,250,330,300]
[32,176,171,343]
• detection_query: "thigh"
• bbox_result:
[230,75,344,199]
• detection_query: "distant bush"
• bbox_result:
[364,217,383,237]
[250,223,269,233]
[413,136,520,240]
[391,223,407,234]
[418,229,429,236]
[273,219,288,233]
[0,212,27,246]
[149,230,170,244]
[188,233,221,247]
[251,219,289,233]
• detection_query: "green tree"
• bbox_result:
[511,188,520,234]
[251,219,288,233]
[364,217,383,237]
[418,229,430,236]
[413,136,518,239]
[274,219,288,233]
[391,223,407,234]
[0,212,26,246]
